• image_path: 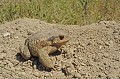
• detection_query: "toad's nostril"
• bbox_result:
[59,35,64,40]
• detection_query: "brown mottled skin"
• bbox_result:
[19,28,69,70]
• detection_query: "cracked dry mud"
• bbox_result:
[0,18,120,79]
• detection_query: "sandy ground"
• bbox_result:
[0,18,120,79]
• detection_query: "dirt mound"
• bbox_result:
[0,18,120,79]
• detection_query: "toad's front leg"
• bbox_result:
[37,46,58,70]
[19,44,31,59]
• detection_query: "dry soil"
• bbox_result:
[0,18,120,79]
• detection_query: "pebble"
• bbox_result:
[114,35,119,39]
[73,72,82,78]
[61,67,74,76]
[99,46,102,49]
[4,60,14,68]
[20,72,26,76]
[105,41,110,46]
[15,67,21,71]
[10,59,19,66]
[43,72,51,77]
[81,63,86,66]
[1,50,7,53]
[27,60,33,66]
[0,61,7,67]
[0,61,2,64]
[3,32,11,37]
[0,53,7,59]
[8,61,14,68]
[14,36,19,39]
[33,71,41,78]
[27,30,34,35]
[33,65,37,69]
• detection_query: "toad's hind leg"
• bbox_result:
[38,46,57,70]
[19,44,31,59]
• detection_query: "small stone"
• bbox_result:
[61,67,75,76]
[27,30,34,35]
[114,35,119,39]
[103,53,109,58]
[61,48,68,54]
[0,61,2,64]
[43,72,50,77]
[4,60,14,68]
[76,66,82,71]
[15,67,21,71]
[3,32,11,37]
[27,60,33,66]
[105,41,110,46]
[99,46,102,49]
[8,61,14,68]
[10,31,14,34]
[0,53,6,59]
[15,27,19,30]
[33,71,41,78]
[1,50,7,53]
[0,61,4,67]
[14,36,19,39]
[73,53,77,58]
[81,43,86,47]
[33,65,37,69]
[10,60,19,66]
[21,72,26,76]
[73,73,81,78]
[81,63,86,66]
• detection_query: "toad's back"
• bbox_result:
[26,28,67,43]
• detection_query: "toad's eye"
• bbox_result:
[59,35,64,40]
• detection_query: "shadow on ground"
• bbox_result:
[15,50,62,72]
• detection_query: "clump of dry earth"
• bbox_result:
[0,18,120,79]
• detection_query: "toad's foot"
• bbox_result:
[19,44,31,59]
